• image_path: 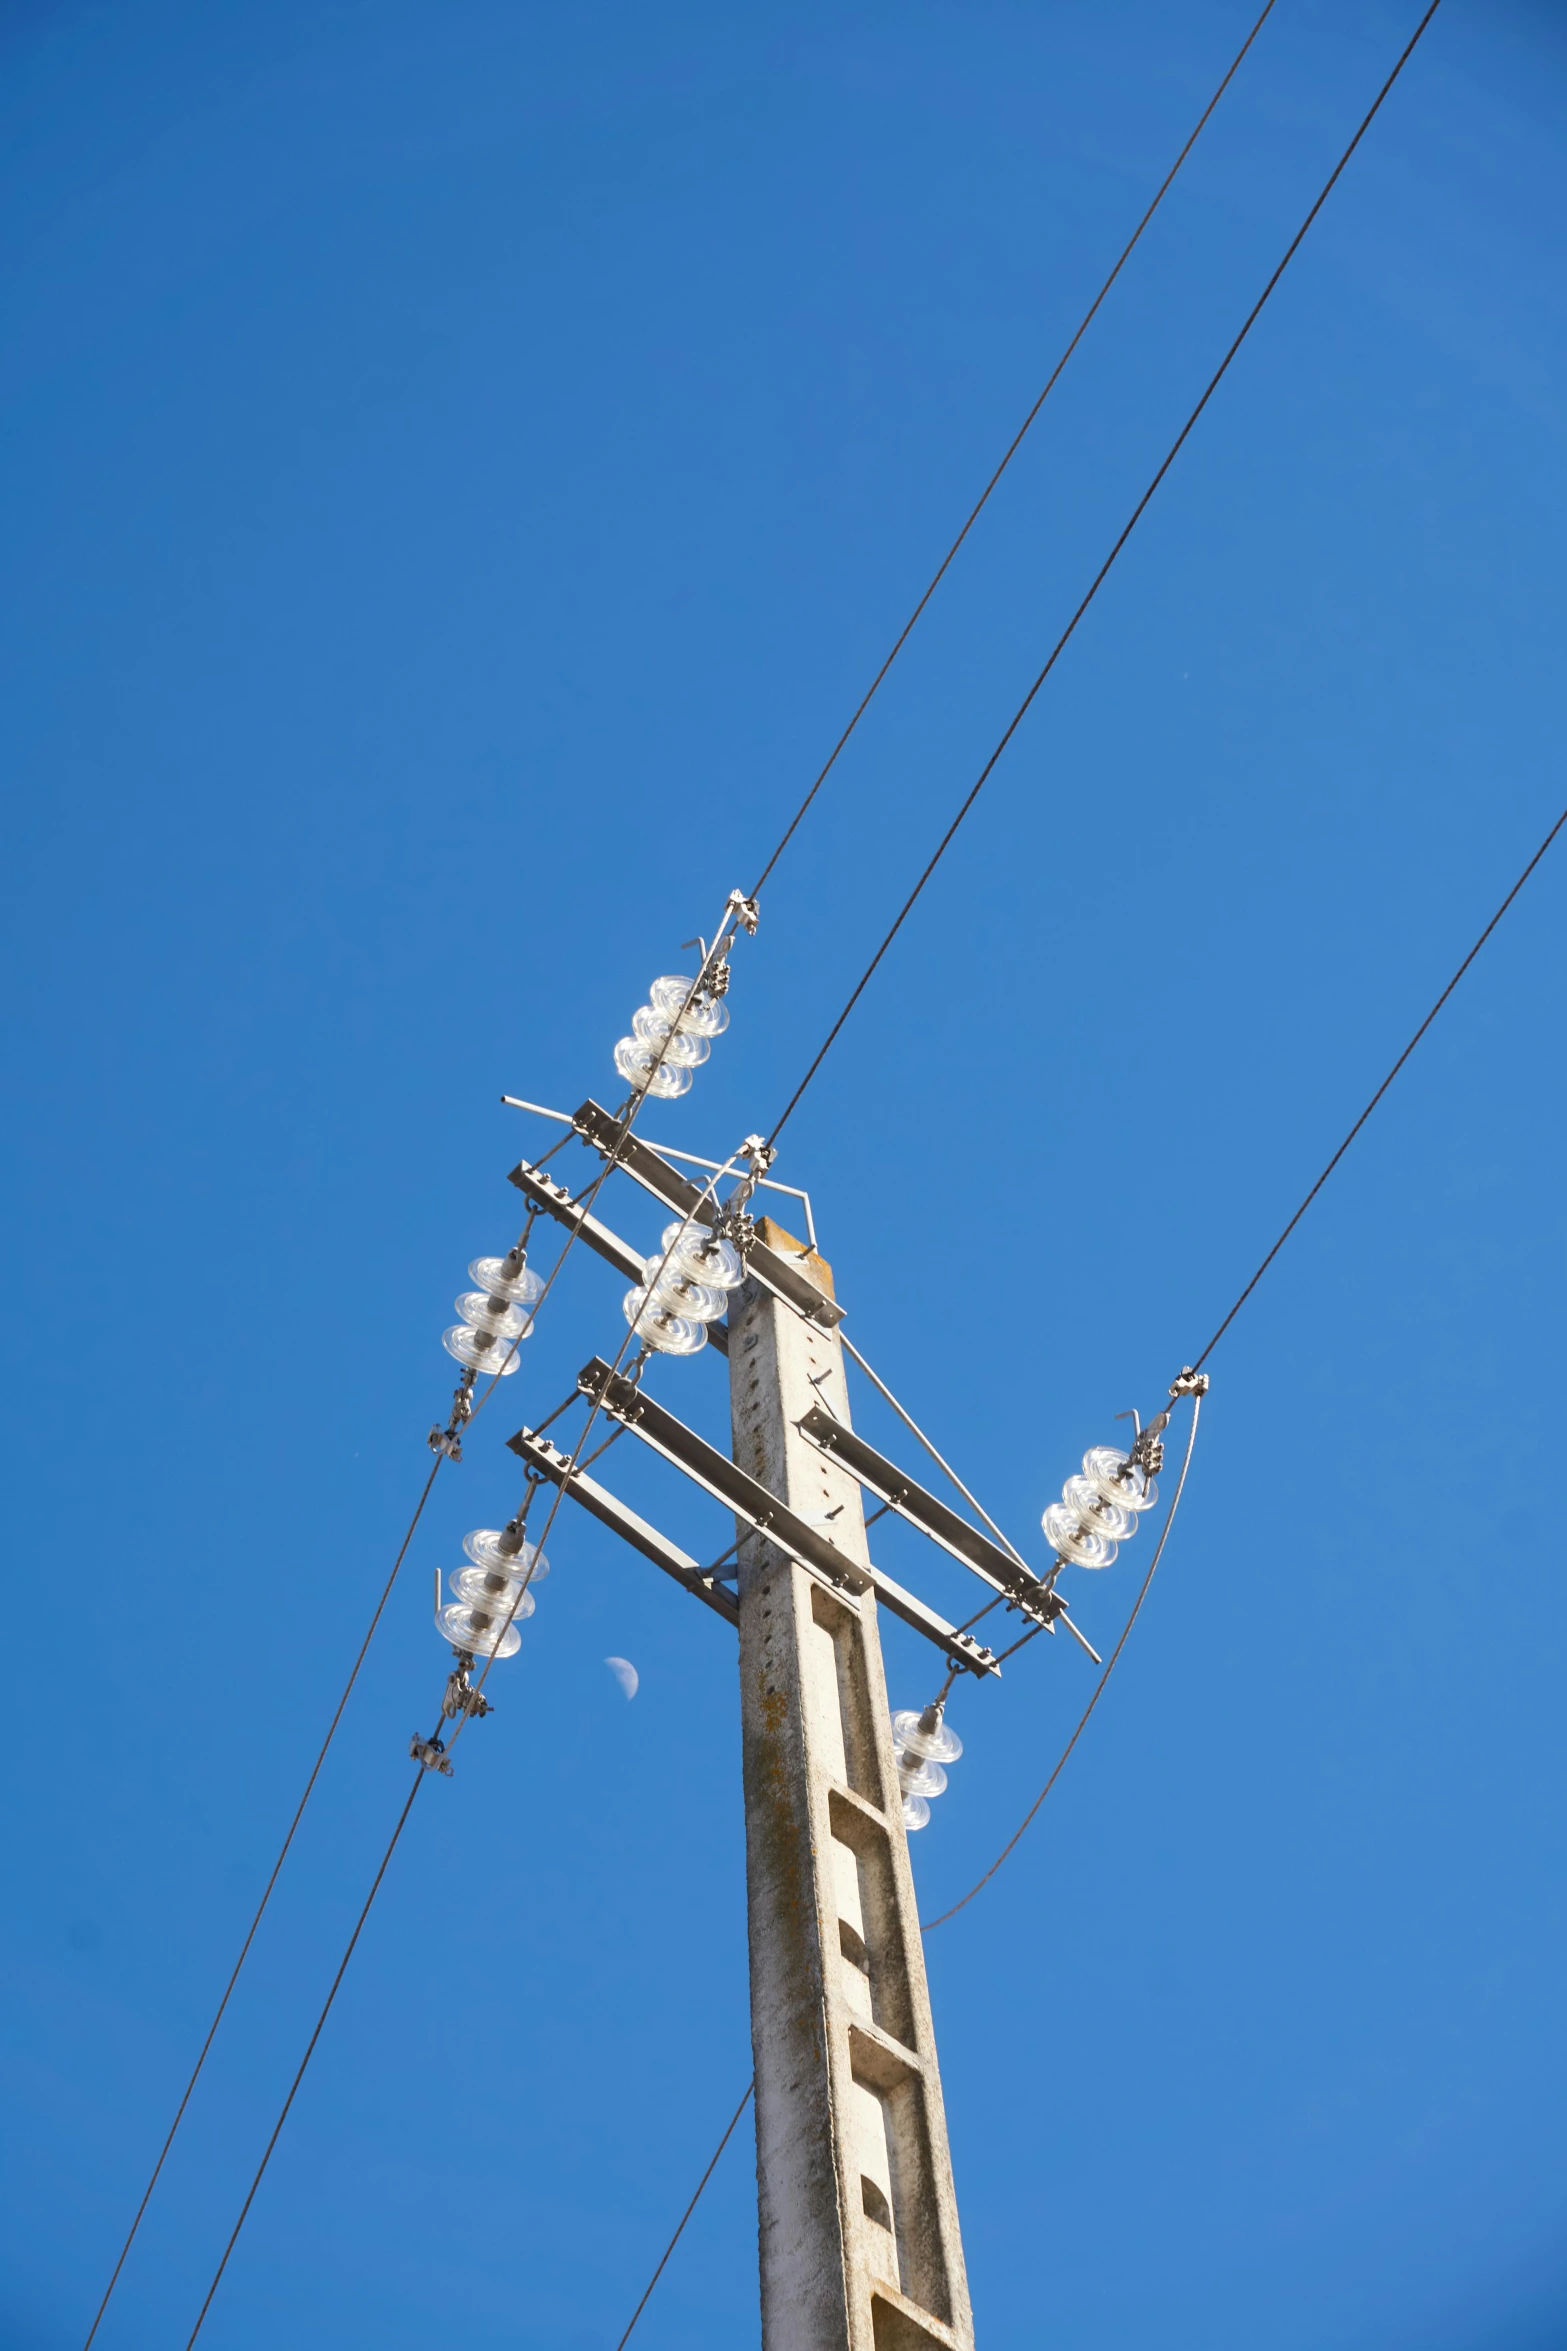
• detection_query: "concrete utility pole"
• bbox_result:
[730,1219,975,2351]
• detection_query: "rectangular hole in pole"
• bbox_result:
[829,1791,916,2050]
[809,1580,880,1803]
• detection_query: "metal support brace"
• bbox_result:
[569,1099,844,1333]
[795,1406,1067,1630]
[506,1157,731,1357]
[506,1422,739,1625]
[573,1357,999,1680]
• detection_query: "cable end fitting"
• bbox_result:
[1169,1367,1211,1399]
[410,1734,454,1777]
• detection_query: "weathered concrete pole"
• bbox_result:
[729,1219,974,2351]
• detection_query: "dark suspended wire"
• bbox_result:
[765,0,1445,1149]
[746,0,1282,900]
[86,947,745,2343]
[610,1412,1204,2328]
[912,799,1567,1924]
[922,1388,1204,1932]
[611,2080,755,2351]
[79,1453,446,2351]
[1192,801,1567,1368]
[610,1415,1204,2326]
[183,1770,426,2349]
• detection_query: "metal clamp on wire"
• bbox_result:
[429,1367,477,1461]
[441,1667,492,1724]
[410,1734,453,1777]
[714,1134,776,1254]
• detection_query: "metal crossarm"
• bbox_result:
[569,1099,845,1331]
[506,1423,739,1625]
[795,1405,1056,1624]
[507,1155,730,1356]
[575,1357,999,1679]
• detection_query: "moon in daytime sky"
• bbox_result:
[605,1656,639,1701]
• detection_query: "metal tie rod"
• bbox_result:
[571,1357,1000,1679]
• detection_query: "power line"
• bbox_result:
[746,0,1281,900]
[183,1770,426,2348]
[79,1453,446,2351]
[1192,801,1567,1368]
[82,947,745,2342]
[921,1387,1204,1931]
[921,782,1567,1921]
[606,1407,1206,2329]
[765,0,1445,1149]
[611,2079,755,2351]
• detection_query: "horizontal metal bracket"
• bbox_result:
[506,1424,739,1626]
[574,1357,999,1679]
[795,1405,1058,1626]
[507,1154,728,1356]
[570,1099,844,1332]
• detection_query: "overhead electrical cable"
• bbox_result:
[97,5,1478,2328]
[764,0,1446,1149]
[183,1771,427,2348]
[915,798,1567,1927]
[611,2080,756,2351]
[1191,800,1567,1367]
[922,1387,1204,1929]
[82,25,1316,2291]
[746,0,1282,900]
[82,941,744,2349]
[78,1454,445,2351]
[172,1142,765,2324]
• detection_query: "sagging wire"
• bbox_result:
[77,1451,447,2351]
[609,2079,756,2351]
[744,0,1282,901]
[182,1767,428,2349]
[763,0,1447,1152]
[84,901,758,2347]
[920,1376,1206,1931]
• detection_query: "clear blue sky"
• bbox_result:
[4,3,1566,2346]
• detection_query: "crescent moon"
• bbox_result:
[605,1655,639,1701]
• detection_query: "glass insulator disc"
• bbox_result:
[646,1257,728,1322]
[901,1792,931,1832]
[454,1290,532,1338]
[451,1565,537,1616]
[631,1004,711,1066]
[436,1600,522,1659]
[648,975,731,1036]
[1041,1501,1117,1569]
[443,1324,523,1374]
[1081,1445,1157,1512]
[469,1255,545,1306]
[660,1219,742,1291]
[890,1708,963,1763]
[1061,1474,1136,1542]
[463,1529,549,1582]
[622,1284,707,1355]
[897,1756,948,1799]
[614,1036,693,1098]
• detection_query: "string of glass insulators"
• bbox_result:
[623,1217,744,1356]
[435,1524,550,1660]
[441,1243,545,1378]
[891,1703,963,1832]
[613,972,730,1100]
[1041,1444,1158,1571]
